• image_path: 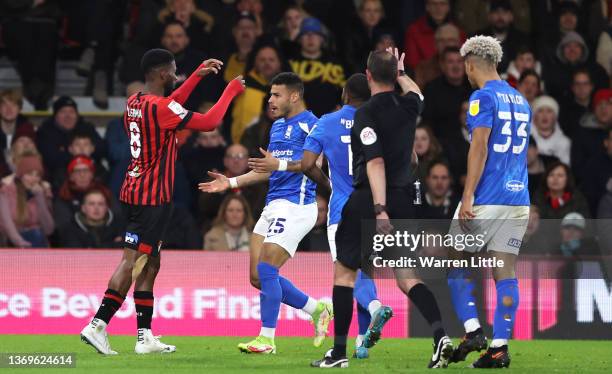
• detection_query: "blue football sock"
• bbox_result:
[447,268,479,324]
[354,270,378,310]
[257,262,282,329]
[493,278,519,341]
[279,276,308,309]
[357,303,370,336]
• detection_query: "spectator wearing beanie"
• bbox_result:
[0,152,54,247]
[530,95,571,165]
[36,96,106,181]
[289,17,346,117]
[58,188,124,249]
[572,88,612,183]
[53,156,121,229]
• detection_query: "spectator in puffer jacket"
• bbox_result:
[58,188,124,248]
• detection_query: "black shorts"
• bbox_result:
[335,187,415,271]
[122,202,173,257]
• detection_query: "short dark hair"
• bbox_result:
[141,48,174,75]
[270,72,304,97]
[519,69,540,85]
[426,159,451,177]
[345,73,370,102]
[366,50,397,86]
[163,20,187,34]
[572,68,592,82]
[441,46,461,60]
[69,129,95,146]
[516,45,534,57]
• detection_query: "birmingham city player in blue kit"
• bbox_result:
[249,73,390,360]
[199,72,333,354]
[447,36,531,368]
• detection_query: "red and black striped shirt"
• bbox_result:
[119,93,192,205]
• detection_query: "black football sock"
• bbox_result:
[94,289,125,324]
[134,291,154,330]
[408,283,446,345]
[332,285,354,359]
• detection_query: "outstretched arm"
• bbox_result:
[170,59,223,105]
[198,170,271,193]
[183,76,245,131]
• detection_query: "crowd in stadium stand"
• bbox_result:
[0,0,610,255]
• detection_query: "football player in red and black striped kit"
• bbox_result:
[80,49,245,355]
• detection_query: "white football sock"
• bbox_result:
[137,328,149,342]
[367,300,382,317]
[356,335,365,347]
[490,339,508,348]
[260,327,275,339]
[302,297,318,315]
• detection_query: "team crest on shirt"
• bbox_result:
[469,99,480,116]
[284,125,293,139]
[360,127,377,145]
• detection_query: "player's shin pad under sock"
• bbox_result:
[94,289,125,324]
[408,283,446,345]
[332,285,354,358]
[134,291,154,330]
[447,268,479,331]
[257,262,282,329]
[357,303,371,336]
[279,276,309,310]
[493,278,519,341]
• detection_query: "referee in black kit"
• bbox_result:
[311,48,453,369]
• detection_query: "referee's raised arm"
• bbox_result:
[386,47,423,98]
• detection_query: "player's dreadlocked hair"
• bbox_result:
[460,35,503,67]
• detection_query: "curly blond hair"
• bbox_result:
[460,35,503,66]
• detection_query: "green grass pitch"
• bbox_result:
[1,335,611,373]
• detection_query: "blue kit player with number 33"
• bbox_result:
[446,35,531,369]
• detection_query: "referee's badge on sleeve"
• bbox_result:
[469,99,480,116]
[360,127,377,145]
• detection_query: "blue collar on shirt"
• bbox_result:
[283,110,313,124]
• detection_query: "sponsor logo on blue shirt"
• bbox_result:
[505,180,525,192]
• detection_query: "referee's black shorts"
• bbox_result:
[121,202,173,257]
[335,187,415,270]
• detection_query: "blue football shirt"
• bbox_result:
[467,80,531,206]
[303,105,355,225]
[266,110,318,205]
